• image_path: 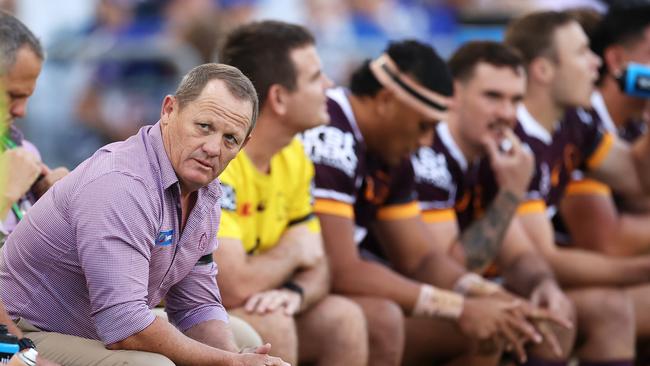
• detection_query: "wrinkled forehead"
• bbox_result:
[192,80,253,128]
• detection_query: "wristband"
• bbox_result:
[453,273,502,296]
[412,284,464,319]
[281,281,304,299]
[17,337,35,352]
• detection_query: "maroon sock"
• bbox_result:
[523,357,567,366]
[579,361,634,366]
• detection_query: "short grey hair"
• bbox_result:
[175,63,259,135]
[0,10,44,73]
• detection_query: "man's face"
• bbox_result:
[455,63,525,151]
[161,79,252,193]
[377,92,438,166]
[550,21,601,108]
[283,45,333,131]
[1,46,42,127]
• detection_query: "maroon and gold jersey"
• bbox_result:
[412,122,481,230]
[516,104,615,217]
[556,92,646,243]
[302,88,419,256]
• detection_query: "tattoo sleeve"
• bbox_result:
[458,190,521,272]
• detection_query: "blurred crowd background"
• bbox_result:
[8,0,610,169]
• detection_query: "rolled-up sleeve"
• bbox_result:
[71,172,158,345]
[164,256,229,332]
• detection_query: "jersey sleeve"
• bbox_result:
[376,159,420,221]
[570,107,615,171]
[302,125,359,219]
[412,147,458,223]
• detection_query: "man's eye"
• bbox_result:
[198,123,210,130]
[225,135,238,145]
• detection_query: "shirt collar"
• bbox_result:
[148,122,180,190]
[436,122,468,172]
[327,87,364,143]
[590,91,617,133]
[517,104,553,145]
[147,121,222,201]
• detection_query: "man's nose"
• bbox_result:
[202,136,222,157]
[10,101,26,119]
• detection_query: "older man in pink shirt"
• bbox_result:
[0,62,289,366]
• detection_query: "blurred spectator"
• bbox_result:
[74,0,208,144]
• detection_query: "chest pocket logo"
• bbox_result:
[156,229,174,246]
[198,232,207,251]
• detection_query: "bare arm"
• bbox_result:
[184,319,238,351]
[457,128,534,272]
[498,218,555,297]
[372,215,466,289]
[457,190,522,272]
[318,213,421,312]
[215,224,317,307]
[631,131,650,194]
[0,300,22,338]
[108,317,238,365]
[423,215,466,265]
[518,211,650,288]
[560,191,650,256]
[590,135,650,197]
[291,251,329,311]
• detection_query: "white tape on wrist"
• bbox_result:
[413,284,464,319]
[453,273,502,296]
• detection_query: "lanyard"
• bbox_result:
[1,134,25,221]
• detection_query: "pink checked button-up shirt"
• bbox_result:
[0,122,227,345]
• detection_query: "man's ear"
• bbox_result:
[603,45,626,78]
[452,80,466,107]
[528,57,555,85]
[240,134,253,150]
[266,84,288,116]
[161,95,177,124]
[375,88,396,118]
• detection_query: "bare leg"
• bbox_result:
[296,295,368,366]
[403,316,501,366]
[626,283,650,338]
[568,288,635,361]
[350,296,405,366]
[229,307,298,364]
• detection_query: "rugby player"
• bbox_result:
[412,40,576,365]
[303,39,565,366]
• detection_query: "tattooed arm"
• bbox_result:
[458,190,521,272]
[455,130,535,272]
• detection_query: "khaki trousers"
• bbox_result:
[16,313,262,366]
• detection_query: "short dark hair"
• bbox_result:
[349,40,453,98]
[448,41,524,82]
[175,63,259,134]
[0,10,44,72]
[504,11,575,66]
[591,2,650,79]
[220,20,315,109]
[564,7,602,40]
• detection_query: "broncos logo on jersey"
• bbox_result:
[412,147,455,194]
[302,126,358,178]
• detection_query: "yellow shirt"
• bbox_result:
[218,138,320,254]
